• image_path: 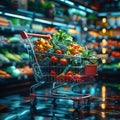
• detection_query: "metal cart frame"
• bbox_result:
[20,31,98,114]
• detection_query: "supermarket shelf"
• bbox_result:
[0,75,35,97]
[99,64,120,72]
[0,7,77,29]
[93,46,120,51]
[0,26,54,35]
[0,42,24,47]
[0,75,34,83]
[0,60,30,66]
[97,36,120,40]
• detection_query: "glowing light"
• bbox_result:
[78,5,86,10]
[86,8,94,13]
[101,112,106,118]
[65,0,74,6]
[102,58,106,64]
[100,86,106,110]
[68,24,75,28]
[102,86,106,102]
[101,103,106,109]
[102,28,106,33]
[34,18,52,24]
[101,39,107,46]
[4,13,32,20]
[102,48,107,54]
[53,22,67,27]
[102,18,107,23]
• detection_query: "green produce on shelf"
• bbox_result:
[12,53,22,61]
[1,49,22,62]
[8,36,20,43]
[20,52,30,59]
[11,18,20,26]
[3,66,20,77]
[0,53,10,63]
[102,63,120,69]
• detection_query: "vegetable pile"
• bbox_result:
[33,30,98,82]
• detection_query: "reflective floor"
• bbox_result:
[0,81,120,120]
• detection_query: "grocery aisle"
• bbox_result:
[0,0,120,120]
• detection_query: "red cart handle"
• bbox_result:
[20,31,51,40]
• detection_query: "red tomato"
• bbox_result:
[64,74,73,81]
[50,56,58,63]
[66,71,73,75]
[50,70,56,78]
[60,58,67,65]
[73,74,81,82]
[55,50,63,54]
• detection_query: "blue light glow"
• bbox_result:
[78,5,86,10]
[68,24,75,28]
[34,18,52,24]
[86,8,94,13]
[65,0,74,6]
[53,22,67,27]
[79,11,87,16]
[4,13,32,20]
[90,87,95,95]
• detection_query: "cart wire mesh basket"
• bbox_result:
[20,30,99,104]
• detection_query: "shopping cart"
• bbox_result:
[20,31,99,113]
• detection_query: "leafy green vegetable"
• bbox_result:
[51,30,73,46]
[81,49,93,58]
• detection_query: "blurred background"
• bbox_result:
[0,0,120,120]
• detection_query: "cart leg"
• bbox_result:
[52,98,57,108]
[29,81,45,115]
[84,98,91,113]
[30,81,45,93]
[30,93,37,115]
